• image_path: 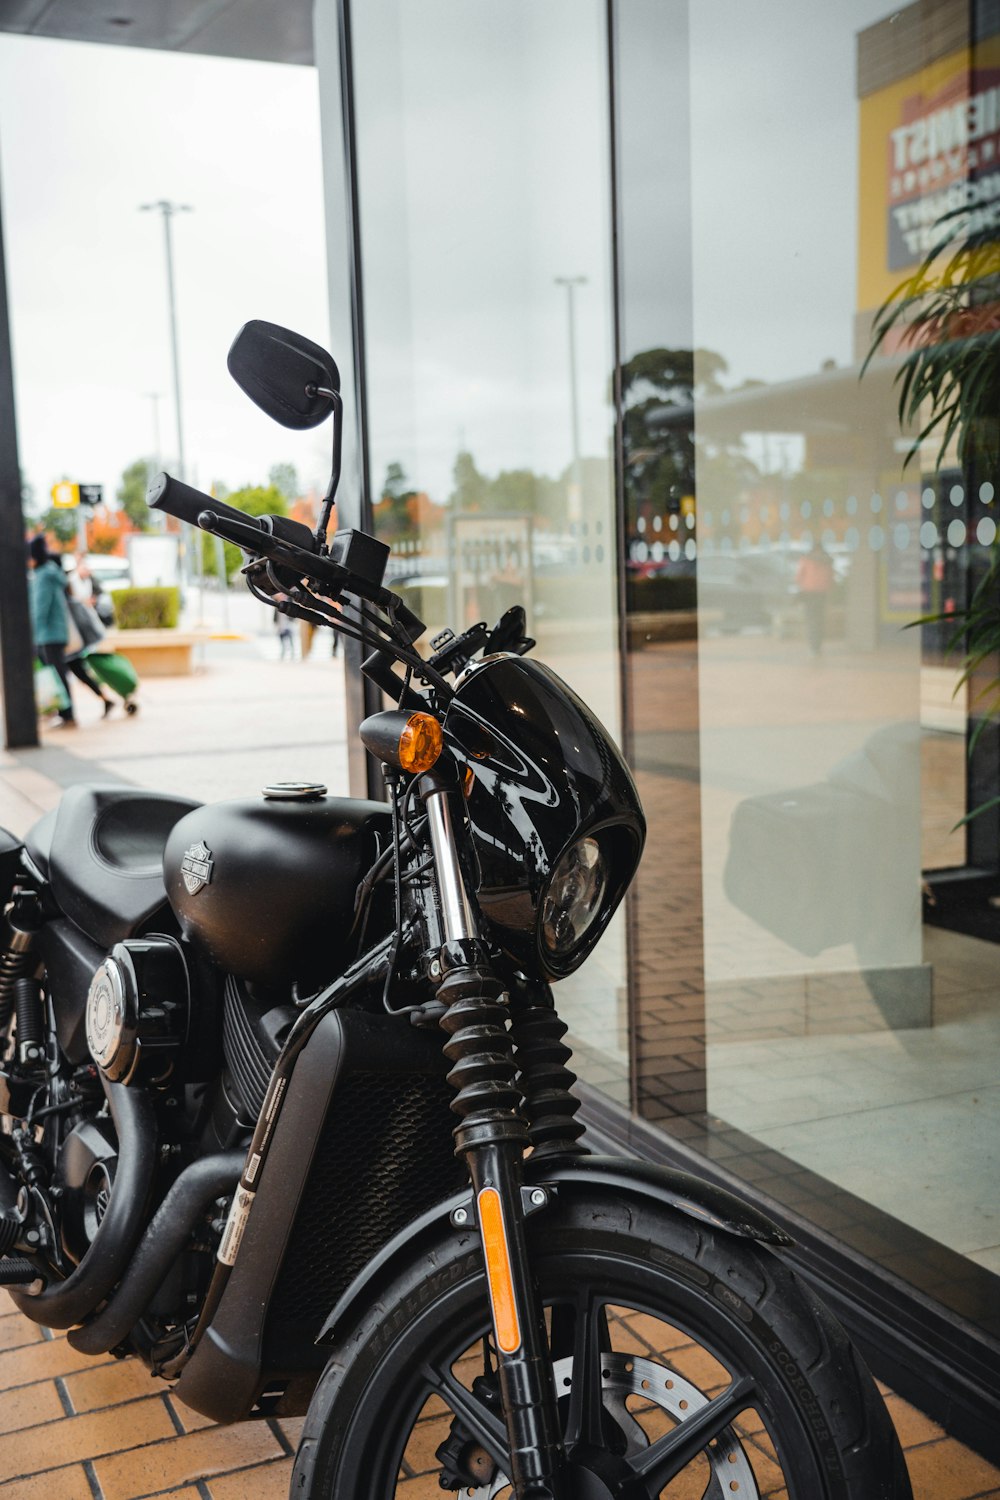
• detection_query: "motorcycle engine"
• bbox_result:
[54,1117,118,1264]
[85,935,190,1086]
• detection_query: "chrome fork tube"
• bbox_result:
[418,771,566,1498]
[423,782,477,941]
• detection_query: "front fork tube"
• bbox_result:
[467,1145,565,1500]
[420,773,566,1499]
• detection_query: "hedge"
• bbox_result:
[109,586,181,630]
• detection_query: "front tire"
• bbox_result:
[291,1189,911,1498]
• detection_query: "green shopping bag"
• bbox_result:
[33,659,70,717]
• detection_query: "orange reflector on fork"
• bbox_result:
[478,1187,522,1354]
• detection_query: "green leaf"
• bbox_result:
[951,793,1000,830]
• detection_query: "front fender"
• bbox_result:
[317,1153,791,1346]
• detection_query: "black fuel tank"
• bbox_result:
[163,791,391,991]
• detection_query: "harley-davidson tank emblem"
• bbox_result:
[181,840,214,895]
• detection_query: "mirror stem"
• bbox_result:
[314,388,343,547]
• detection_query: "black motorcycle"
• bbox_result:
[0,321,911,1499]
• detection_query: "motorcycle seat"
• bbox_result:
[46,784,202,949]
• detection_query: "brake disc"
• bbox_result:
[458,1352,761,1498]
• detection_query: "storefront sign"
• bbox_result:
[857,33,1000,318]
[887,73,1000,267]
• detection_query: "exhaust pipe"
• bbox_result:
[69,1149,243,1355]
[10,1078,157,1329]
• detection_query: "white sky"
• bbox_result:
[0,3,893,517]
[0,35,332,513]
[348,0,617,504]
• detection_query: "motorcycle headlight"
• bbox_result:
[540,837,608,960]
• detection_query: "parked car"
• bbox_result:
[82,552,131,589]
[696,550,797,632]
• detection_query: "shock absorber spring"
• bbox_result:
[509,987,587,1158]
[14,979,44,1067]
[0,895,40,1035]
[436,942,527,1156]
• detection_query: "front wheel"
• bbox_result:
[291,1190,911,1499]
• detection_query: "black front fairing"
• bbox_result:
[444,654,645,978]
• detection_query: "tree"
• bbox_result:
[621,348,715,518]
[268,463,300,503]
[373,461,417,542]
[202,483,289,581]
[620,346,760,530]
[36,506,77,546]
[450,450,490,513]
[490,469,542,515]
[84,514,126,554]
[117,458,154,531]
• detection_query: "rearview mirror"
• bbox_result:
[227,320,340,431]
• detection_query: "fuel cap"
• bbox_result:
[262,781,327,801]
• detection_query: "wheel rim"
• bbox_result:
[333,1242,833,1499]
[461,1352,761,1499]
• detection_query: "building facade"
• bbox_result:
[0,0,998,1459]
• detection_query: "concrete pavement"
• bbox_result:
[0,629,350,839]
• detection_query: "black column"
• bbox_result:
[0,147,36,750]
[336,0,387,800]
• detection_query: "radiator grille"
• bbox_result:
[266,1067,466,1341]
[222,975,272,1123]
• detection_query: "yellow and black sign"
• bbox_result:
[50,482,103,509]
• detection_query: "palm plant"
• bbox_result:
[864,207,1000,823]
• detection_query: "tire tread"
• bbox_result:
[291,1192,912,1499]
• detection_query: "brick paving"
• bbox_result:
[0,1289,995,1497]
[0,641,997,1495]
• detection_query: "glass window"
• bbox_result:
[621,0,1000,1334]
[348,0,627,1097]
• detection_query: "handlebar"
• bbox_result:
[196,509,351,594]
[147,471,350,589]
[147,472,255,535]
[148,471,318,552]
[146,470,427,657]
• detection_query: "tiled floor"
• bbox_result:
[0,1292,297,1497]
[0,1291,997,1497]
[0,630,998,1493]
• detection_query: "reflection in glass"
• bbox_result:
[688,0,1000,1311]
[618,0,1000,1328]
[348,0,626,1092]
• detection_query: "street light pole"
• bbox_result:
[555,275,587,523]
[145,391,163,472]
[139,200,200,600]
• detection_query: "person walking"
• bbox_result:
[795,542,834,658]
[65,577,116,716]
[274,606,295,659]
[28,535,76,727]
[29,538,115,724]
[77,560,115,625]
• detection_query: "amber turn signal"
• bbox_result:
[398,713,444,773]
[359,708,444,774]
